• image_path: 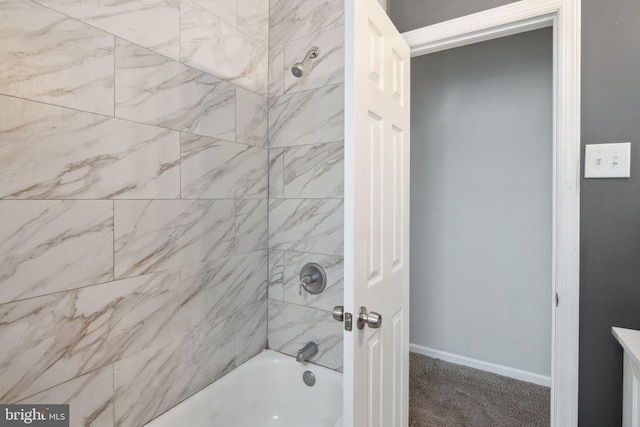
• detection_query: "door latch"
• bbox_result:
[333,305,353,331]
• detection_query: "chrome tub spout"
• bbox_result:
[296,341,318,363]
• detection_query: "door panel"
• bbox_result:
[367,111,383,285]
[344,0,410,425]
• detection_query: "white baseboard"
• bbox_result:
[410,343,551,387]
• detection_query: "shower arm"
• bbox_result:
[300,47,319,63]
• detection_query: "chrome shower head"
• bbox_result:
[291,46,319,78]
[291,63,305,78]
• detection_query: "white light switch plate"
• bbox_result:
[584,142,631,178]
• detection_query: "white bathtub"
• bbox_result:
[144,350,343,427]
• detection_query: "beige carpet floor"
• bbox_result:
[409,352,550,426]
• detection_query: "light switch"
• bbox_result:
[584,142,631,178]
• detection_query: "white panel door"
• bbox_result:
[344,0,410,425]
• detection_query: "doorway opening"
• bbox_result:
[409,27,553,426]
[401,0,581,425]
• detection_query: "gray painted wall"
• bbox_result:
[580,1,640,425]
[392,0,640,424]
[410,28,553,377]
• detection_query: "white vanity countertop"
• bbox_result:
[612,327,640,367]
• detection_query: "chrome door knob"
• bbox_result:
[357,306,382,329]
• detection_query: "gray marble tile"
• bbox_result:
[233,300,268,366]
[114,338,190,427]
[18,366,114,427]
[115,38,235,140]
[268,45,285,97]
[269,0,344,48]
[34,0,180,60]
[0,96,180,200]
[81,270,181,361]
[236,88,268,148]
[180,133,267,199]
[269,84,344,148]
[115,315,240,427]
[284,26,345,95]
[0,0,114,116]
[237,0,269,45]
[269,148,285,198]
[283,251,343,312]
[284,141,344,198]
[0,270,180,402]
[191,0,237,27]
[114,200,235,279]
[179,251,267,332]
[182,319,237,395]
[269,198,344,256]
[268,250,285,301]
[235,199,268,254]
[268,299,342,370]
[180,0,268,96]
[0,200,113,305]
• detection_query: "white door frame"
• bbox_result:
[401,0,581,425]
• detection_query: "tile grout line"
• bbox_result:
[0,91,266,150]
[0,248,268,308]
[266,0,273,345]
[112,199,116,283]
[112,363,116,426]
[112,35,116,118]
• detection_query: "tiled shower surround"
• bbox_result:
[267,0,345,371]
[0,0,268,426]
[0,0,345,425]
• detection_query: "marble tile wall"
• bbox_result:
[0,1,268,426]
[267,0,345,371]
